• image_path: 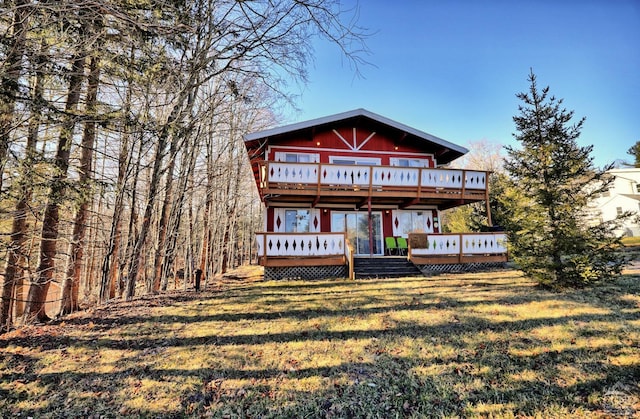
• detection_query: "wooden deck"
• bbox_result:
[257,161,490,208]
[255,232,509,275]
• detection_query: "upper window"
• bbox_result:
[616,207,623,216]
[329,156,381,165]
[274,152,319,163]
[390,158,431,168]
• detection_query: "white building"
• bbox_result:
[590,168,640,236]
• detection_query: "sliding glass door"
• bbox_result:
[331,211,383,256]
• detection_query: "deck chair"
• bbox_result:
[396,237,408,255]
[385,236,398,255]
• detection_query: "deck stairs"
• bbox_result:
[353,257,423,279]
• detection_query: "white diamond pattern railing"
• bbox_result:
[410,233,507,256]
[463,171,487,190]
[256,233,346,257]
[320,164,371,186]
[267,162,319,184]
[261,162,488,191]
[372,166,419,187]
[420,169,463,189]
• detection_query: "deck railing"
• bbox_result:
[259,161,488,194]
[255,231,508,268]
[408,232,508,264]
[256,232,347,257]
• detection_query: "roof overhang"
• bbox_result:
[244,108,468,165]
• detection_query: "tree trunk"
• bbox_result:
[0,39,44,331]
[124,112,176,299]
[120,132,144,299]
[0,0,29,192]
[152,133,180,293]
[59,48,101,316]
[161,129,197,291]
[100,44,135,302]
[23,49,85,323]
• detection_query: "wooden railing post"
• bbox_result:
[316,162,322,198]
[262,233,268,266]
[461,169,467,200]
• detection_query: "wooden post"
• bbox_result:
[461,169,466,200]
[368,196,373,258]
[485,174,493,226]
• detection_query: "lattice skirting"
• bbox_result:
[416,262,507,275]
[264,265,348,280]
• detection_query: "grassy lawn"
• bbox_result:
[1,269,639,418]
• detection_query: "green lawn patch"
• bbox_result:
[1,270,639,418]
[622,236,640,247]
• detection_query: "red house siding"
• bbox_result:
[266,126,436,167]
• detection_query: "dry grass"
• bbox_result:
[1,268,639,418]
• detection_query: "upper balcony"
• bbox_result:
[257,161,489,209]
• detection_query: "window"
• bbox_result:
[393,210,435,236]
[329,156,381,165]
[274,152,319,163]
[617,207,623,216]
[286,153,310,163]
[284,209,310,232]
[390,158,431,167]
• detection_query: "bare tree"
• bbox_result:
[0,0,30,192]
[1,0,368,321]
[59,16,103,315]
[0,40,45,331]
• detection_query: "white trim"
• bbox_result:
[358,131,377,150]
[274,208,286,232]
[309,208,321,233]
[332,129,353,150]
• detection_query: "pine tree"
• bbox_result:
[504,71,626,289]
[626,141,640,168]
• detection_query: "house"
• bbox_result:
[244,109,508,279]
[590,167,640,237]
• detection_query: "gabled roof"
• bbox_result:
[244,108,468,165]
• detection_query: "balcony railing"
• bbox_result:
[258,161,488,202]
[408,232,508,264]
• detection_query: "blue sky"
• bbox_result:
[288,0,640,168]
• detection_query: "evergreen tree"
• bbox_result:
[626,141,640,168]
[467,172,514,231]
[504,71,626,289]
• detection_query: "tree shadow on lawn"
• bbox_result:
[2,274,639,417]
[2,344,637,418]
[54,275,573,330]
[2,308,637,354]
